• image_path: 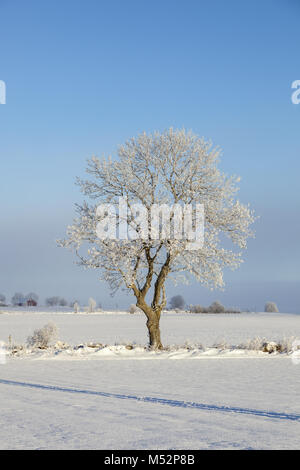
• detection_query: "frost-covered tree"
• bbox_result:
[59,129,255,349]
[88,297,96,313]
[264,301,279,313]
[73,301,80,313]
[27,322,58,349]
[169,295,185,310]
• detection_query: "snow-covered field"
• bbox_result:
[0,309,300,449]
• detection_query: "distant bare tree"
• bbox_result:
[46,296,67,307]
[46,296,59,306]
[26,293,39,304]
[11,292,26,306]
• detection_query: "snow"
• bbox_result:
[0,310,300,449]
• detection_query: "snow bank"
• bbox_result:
[7,340,299,361]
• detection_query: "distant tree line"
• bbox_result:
[10,292,39,306]
[45,296,68,307]
[189,301,241,314]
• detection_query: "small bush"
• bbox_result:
[213,339,230,349]
[264,302,279,313]
[239,337,266,351]
[27,322,58,349]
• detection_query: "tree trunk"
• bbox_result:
[134,287,164,350]
[146,314,163,350]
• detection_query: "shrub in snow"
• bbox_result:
[213,339,230,350]
[238,337,296,353]
[27,322,58,349]
[73,301,80,313]
[264,302,279,313]
[169,295,185,310]
[262,341,281,353]
[239,337,266,351]
[59,298,68,307]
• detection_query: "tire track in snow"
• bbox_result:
[0,378,299,422]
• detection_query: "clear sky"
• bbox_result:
[0,0,299,311]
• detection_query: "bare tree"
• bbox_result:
[0,294,6,305]
[59,129,255,349]
[46,296,59,306]
[27,322,58,349]
[46,296,67,307]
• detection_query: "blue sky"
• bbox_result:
[0,0,299,310]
